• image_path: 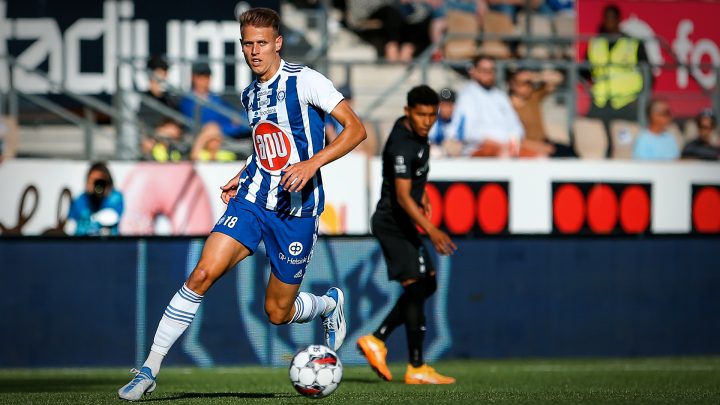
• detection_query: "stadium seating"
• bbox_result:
[479,11,515,59]
[444,10,479,60]
[573,117,607,159]
[516,12,553,59]
[610,119,640,159]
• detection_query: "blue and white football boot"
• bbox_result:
[322,287,346,351]
[118,366,156,401]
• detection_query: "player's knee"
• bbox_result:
[265,302,291,325]
[186,263,215,293]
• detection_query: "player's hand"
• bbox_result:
[429,229,457,256]
[220,172,241,204]
[280,160,320,193]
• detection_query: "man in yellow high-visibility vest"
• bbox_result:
[584,4,649,157]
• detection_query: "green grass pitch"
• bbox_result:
[1,357,719,404]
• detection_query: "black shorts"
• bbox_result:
[371,212,435,282]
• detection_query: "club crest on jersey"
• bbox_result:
[253,120,292,172]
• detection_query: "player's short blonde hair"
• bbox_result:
[239,7,280,36]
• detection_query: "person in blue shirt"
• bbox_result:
[633,99,679,161]
[180,63,252,161]
[67,162,124,236]
[428,87,456,154]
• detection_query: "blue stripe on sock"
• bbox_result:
[164,310,193,324]
[163,312,192,325]
[168,304,195,317]
[178,288,201,303]
[291,297,302,323]
[181,285,202,298]
[165,307,194,322]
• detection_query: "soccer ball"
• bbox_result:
[289,344,343,398]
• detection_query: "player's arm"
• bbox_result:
[280,100,366,192]
[220,164,246,204]
[395,178,456,256]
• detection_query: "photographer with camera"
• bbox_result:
[66,162,124,236]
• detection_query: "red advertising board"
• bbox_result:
[577,0,720,117]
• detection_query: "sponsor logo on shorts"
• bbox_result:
[279,252,309,265]
[289,241,304,256]
[293,269,304,278]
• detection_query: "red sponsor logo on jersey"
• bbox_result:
[253,121,292,171]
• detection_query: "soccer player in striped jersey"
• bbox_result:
[119,7,365,401]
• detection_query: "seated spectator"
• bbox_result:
[180,63,252,161]
[509,68,575,157]
[346,0,431,62]
[682,109,720,161]
[428,87,457,156]
[546,0,574,15]
[487,0,552,23]
[446,55,534,157]
[139,56,188,162]
[632,99,679,161]
[66,162,124,236]
[325,84,378,155]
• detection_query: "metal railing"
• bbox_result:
[2,3,720,160]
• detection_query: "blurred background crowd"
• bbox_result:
[0,0,718,237]
[1,0,718,165]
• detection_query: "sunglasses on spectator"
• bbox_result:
[699,124,714,130]
[515,80,533,86]
[655,109,672,117]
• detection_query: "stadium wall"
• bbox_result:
[0,236,717,368]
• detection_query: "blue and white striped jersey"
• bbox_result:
[235,60,344,217]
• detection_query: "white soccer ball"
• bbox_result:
[288,344,343,398]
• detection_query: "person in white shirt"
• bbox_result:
[445,55,526,157]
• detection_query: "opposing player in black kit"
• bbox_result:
[357,85,457,384]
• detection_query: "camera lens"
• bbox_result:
[93,179,108,195]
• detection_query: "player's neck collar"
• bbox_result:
[256,59,285,88]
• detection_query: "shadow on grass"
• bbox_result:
[143,392,295,401]
[0,378,119,393]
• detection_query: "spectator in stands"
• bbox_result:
[325,84,379,155]
[180,62,252,161]
[446,55,527,157]
[585,3,649,156]
[509,68,575,157]
[428,87,457,156]
[346,0,431,62]
[632,99,679,161]
[546,0,574,15]
[66,162,124,236]
[682,109,720,161]
[139,56,188,162]
[487,0,552,23]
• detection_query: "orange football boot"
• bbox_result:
[356,334,392,381]
[404,364,456,384]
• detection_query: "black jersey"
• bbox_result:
[374,116,430,230]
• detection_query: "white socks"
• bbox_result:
[143,284,203,376]
[289,292,335,324]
